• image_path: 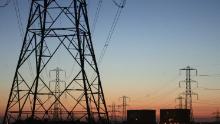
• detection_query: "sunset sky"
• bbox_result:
[0,0,220,122]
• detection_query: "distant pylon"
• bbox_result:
[120,96,129,121]
[49,67,66,120]
[179,66,198,121]
[108,103,119,123]
[213,109,220,122]
[3,0,109,124]
[175,95,184,109]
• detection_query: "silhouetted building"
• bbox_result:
[160,109,190,124]
[127,110,156,124]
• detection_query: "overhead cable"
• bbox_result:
[0,0,11,7]
[98,0,127,65]
[91,0,103,33]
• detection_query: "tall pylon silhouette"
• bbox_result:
[49,67,66,121]
[179,66,198,122]
[3,0,109,124]
[119,96,129,121]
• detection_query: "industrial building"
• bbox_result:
[127,110,156,124]
[160,109,190,124]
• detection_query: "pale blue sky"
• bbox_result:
[0,0,220,120]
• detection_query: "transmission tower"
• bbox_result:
[119,96,129,121]
[111,103,116,123]
[49,67,66,120]
[3,0,109,124]
[179,66,198,121]
[213,109,220,122]
[107,103,119,124]
[175,95,184,109]
[117,105,121,121]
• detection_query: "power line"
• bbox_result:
[199,74,220,77]
[148,75,179,98]
[12,0,24,38]
[112,0,126,8]
[193,101,220,106]
[68,0,103,81]
[147,87,180,108]
[12,0,35,79]
[145,75,180,106]
[0,0,10,7]
[201,87,220,91]
[98,0,127,65]
[89,0,127,83]
[91,0,103,33]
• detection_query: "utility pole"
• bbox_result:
[179,66,198,122]
[120,96,129,121]
[3,0,109,124]
[49,67,66,121]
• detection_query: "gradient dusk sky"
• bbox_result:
[0,0,220,122]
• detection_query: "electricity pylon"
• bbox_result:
[119,96,129,121]
[108,103,119,124]
[179,66,198,122]
[175,95,184,109]
[49,67,66,120]
[213,109,220,122]
[3,0,109,124]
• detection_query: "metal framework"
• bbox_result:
[213,110,220,122]
[110,103,116,123]
[107,103,120,124]
[175,95,184,109]
[49,67,66,120]
[3,0,109,124]
[119,96,129,121]
[179,66,198,121]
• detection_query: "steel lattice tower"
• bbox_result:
[120,96,129,121]
[3,0,109,124]
[179,66,198,121]
[49,67,66,120]
[107,103,117,123]
[175,95,184,109]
